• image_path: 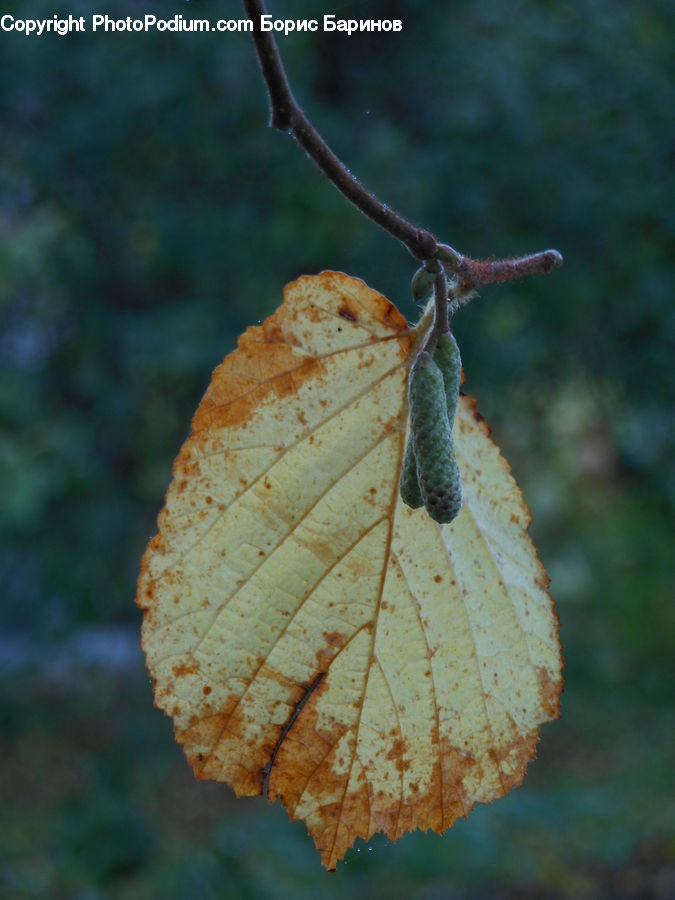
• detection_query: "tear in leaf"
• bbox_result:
[137,271,563,870]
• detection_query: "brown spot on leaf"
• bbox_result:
[323,631,343,647]
[536,665,562,720]
[172,662,199,678]
[315,631,349,670]
[385,738,405,762]
[261,321,286,344]
[459,393,491,437]
[338,304,357,322]
[535,574,550,591]
[383,302,397,322]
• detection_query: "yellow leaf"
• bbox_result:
[137,271,562,870]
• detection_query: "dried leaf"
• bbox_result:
[137,272,562,870]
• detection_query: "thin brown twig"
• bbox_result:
[453,249,564,292]
[241,0,437,260]
[241,0,563,282]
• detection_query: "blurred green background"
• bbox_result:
[1,0,673,896]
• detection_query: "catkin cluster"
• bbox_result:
[400,334,462,523]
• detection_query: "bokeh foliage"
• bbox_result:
[1,0,673,896]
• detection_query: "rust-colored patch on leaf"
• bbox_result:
[137,272,563,871]
[338,304,357,322]
[488,728,540,794]
[194,344,326,433]
[536,665,563,719]
[315,630,353,670]
[311,271,410,334]
[269,674,346,805]
[385,738,406,763]
[172,662,199,678]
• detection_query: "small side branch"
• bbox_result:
[452,249,563,291]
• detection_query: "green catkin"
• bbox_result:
[432,331,463,520]
[409,350,463,524]
[399,432,424,508]
[433,332,462,421]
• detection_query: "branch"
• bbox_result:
[242,0,563,281]
[241,0,437,260]
[452,248,563,292]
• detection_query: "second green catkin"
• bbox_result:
[399,431,424,508]
[399,332,462,510]
[432,331,463,521]
[433,332,462,422]
[408,351,463,524]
